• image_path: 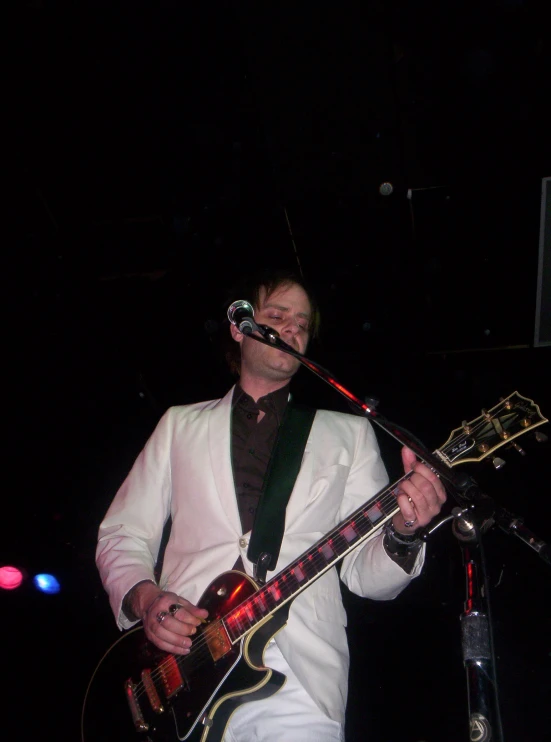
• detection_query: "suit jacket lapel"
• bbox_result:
[208,386,242,536]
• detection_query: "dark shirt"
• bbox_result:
[230,382,420,574]
[123,382,418,620]
[231,383,290,534]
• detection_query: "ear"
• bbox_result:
[229,323,245,344]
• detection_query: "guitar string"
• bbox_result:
[432,399,523,453]
[130,422,481,702]
[131,398,524,701]
[133,506,402,701]
[130,406,490,702]
[132,480,407,701]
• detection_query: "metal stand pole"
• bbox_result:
[453,510,504,742]
[236,316,549,741]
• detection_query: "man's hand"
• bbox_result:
[128,581,208,655]
[392,446,447,535]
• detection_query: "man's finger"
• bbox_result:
[401,445,417,472]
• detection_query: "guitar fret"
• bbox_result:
[360,513,374,531]
[380,498,397,516]
[226,607,253,639]
[262,587,279,611]
[364,501,385,524]
[244,601,255,623]
[333,531,350,550]
[341,522,359,543]
[302,555,319,579]
[352,513,373,538]
[279,580,294,602]
[285,570,302,592]
[268,582,282,603]
[254,592,268,614]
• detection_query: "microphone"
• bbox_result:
[227,299,257,335]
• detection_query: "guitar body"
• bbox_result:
[81,571,289,742]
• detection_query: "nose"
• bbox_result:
[282,316,301,337]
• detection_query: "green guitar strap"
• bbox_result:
[247,400,316,584]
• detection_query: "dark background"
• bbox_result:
[6,3,551,741]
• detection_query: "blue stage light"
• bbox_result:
[33,574,61,594]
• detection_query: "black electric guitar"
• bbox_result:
[81,392,547,742]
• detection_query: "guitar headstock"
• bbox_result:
[437,392,548,467]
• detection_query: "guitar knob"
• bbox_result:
[534,431,548,443]
[490,455,506,470]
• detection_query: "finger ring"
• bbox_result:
[156,610,169,624]
[169,603,183,616]
[404,519,417,528]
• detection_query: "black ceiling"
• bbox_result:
[14,4,548,257]
[11,5,549,406]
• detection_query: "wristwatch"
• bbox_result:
[383,520,421,557]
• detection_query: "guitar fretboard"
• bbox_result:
[219,391,546,643]
[222,478,405,643]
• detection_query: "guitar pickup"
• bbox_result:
[204,619,232,662]
[159,655,186,698]
[124,678,149,732]
[141,668,164,714]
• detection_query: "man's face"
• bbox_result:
[231,282,312,385]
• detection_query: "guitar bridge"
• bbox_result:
[124,678,149,732]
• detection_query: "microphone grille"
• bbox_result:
[227,299,254,325]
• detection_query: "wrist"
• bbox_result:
[123,580,159,621]
[391,516,421,540]
[383,521,421,555]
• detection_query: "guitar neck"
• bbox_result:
[221,390,548,643]
[222,473,409,644]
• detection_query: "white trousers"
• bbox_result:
[222,641,344,742]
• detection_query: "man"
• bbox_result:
[96,270,446,741]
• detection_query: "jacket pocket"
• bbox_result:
[307,463,350,505]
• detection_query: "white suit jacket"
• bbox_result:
[96,387,425,724]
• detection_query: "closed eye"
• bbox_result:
[268,314,309,331]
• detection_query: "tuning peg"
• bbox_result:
[489,455,506,470]
[499,396,514,410]
[534,431,548,443]
[508,442,526,456]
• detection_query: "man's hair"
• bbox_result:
[222,268,321,377]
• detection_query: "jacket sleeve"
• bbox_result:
[339,417,425,599]
[96,408,174,629]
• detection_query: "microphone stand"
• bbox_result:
[245,322,473,491]
[244,322,550,741]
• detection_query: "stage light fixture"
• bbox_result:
[0,565,24,590]
[33,573,61,594]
